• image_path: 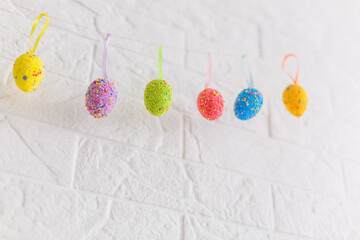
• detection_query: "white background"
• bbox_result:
[0,0,360,239]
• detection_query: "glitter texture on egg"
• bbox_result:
[85,78,117,118]
[13,52,44,92]
[283,84,308,117]
[197,88,224,121]
[234,88,263,120]
[144,79,172,116]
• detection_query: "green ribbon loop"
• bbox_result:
[158,45,163,80]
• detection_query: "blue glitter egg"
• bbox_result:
[234,88,263,120]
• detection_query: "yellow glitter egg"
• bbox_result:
[282,84,308,117]
[13,52,44,92]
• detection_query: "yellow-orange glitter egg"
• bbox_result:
[283,84,308,117]
[13,52,44,92]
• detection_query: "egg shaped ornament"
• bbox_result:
[13,52,44,92]
[144,45,172,116]
[13,13,49,92]
[283,84,308,117]
[197,88,224,120]
[196,53,224,121]
[144,79,172,116]
[85,33,117,118]
[281,54,308,117]
[233,56,263,120]
[85,78,117,118]
[234,88,263,120]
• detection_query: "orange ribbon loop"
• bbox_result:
[282,53,299,84]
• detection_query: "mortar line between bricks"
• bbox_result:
[180,113,185,160]
[0,169,323,240]
[267,99,272,137]
[270,185,277,230]
[0,110,348,203]
[179,215,185,240]
[339,158,349,201]
[69,135,81,188]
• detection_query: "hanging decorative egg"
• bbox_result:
[233,56,263,120]
[85,34,117,118]
[13,13,49,92]
[85,78,117,118]
[283,84,308,117]
[197,88,224,120]
[13,52,44,92]
[144,79,172,116]
[281,53,308,117]
[234,88,263,120]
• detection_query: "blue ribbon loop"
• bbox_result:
[240,55,254,88]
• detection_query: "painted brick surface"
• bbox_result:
[0,174,178,240]
[0,0,359,239]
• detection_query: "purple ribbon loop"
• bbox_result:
[102,33,112,80]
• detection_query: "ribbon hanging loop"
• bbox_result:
[240,55,254,88]
[282,53,300,84]
[29,13,49,54]
[205,52,212,88]
[158,45,163,80]
[102,33,112,80]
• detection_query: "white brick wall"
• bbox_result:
[0,0,359,239]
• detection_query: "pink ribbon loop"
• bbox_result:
[205,52,212,88]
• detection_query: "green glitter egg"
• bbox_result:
[144,79,172,116]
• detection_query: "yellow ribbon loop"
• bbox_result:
[29,13,49,54]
